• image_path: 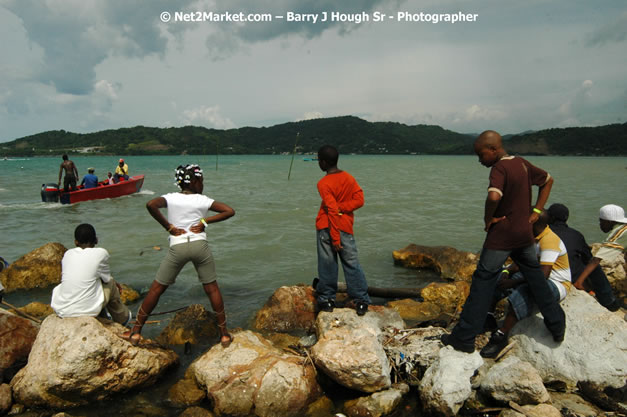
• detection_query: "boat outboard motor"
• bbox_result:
[41,183,60,203]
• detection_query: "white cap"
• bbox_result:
[599,204,627,223]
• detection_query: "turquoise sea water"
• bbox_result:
[1,154,625,415]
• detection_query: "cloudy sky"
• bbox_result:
[1,0,625,142]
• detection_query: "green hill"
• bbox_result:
[1,116,625,156]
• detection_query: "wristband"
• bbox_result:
[200,218,208,227]
[533,208,542,214]
[501,269,509,275]
[167,225,174,232]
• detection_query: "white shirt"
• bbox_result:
[163,192,215,246]
[51,247,112,317]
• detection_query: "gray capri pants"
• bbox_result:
[155,240,217,285]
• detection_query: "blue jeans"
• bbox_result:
[451,245,565,345]
[316,229,371,305]
[497,272,561,321]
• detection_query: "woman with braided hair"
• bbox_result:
[121,164,235,347]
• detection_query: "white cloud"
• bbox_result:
[298,111,324,121]
[180,105,236,129]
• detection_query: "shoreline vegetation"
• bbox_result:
[2,116,626,157]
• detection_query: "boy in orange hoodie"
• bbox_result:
[315,145,370,316]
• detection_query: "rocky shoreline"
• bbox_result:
[1,243,626,417]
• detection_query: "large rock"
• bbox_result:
[421,281,470,312]
[157,304,218,345]
[0,243,66,292]
[253,285,317,333]
[311,307,404,393]
[191,330,320,417]
[384,327,447,385]
[179,407,215,417]
[419,346,484,417]
[480,356,550,405]
[392,244,478,281]
[11,315,178,408]
[167,369,206,407]
[386,299,443,324]
[510,289,627,389]
[13,302,54,320]
[591,242,627,300]
[343,383,409,417]
[119,283,140,304]
[0,310,39,381]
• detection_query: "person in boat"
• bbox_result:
[80,167,99,189]
[572,204,627,294]
[441,130,565,353]
[121,164,235,347]
[58,154,79,192]
[548,203,620,311]
[50,224,131,325]
[106,172,114,185]
[480,210,572,358]
[315,145,370,316]
[113,159,129,182]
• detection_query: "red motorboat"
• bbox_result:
[41,175,145,204]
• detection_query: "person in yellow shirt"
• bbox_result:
[113,159,129,182]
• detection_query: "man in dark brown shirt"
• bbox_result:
[442,130,566,353]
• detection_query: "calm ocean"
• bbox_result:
[0,154,625,415]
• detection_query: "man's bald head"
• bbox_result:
[474,130,506,167]
[475,130,503,150]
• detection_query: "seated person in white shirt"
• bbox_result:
[51,223,131,325]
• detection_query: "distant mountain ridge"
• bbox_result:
[1,116,625,156]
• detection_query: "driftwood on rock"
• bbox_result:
[313,278,423,299]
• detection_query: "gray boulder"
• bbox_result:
[191,330,320,417]
[10,315,178,408]
[480,356,550,405]
[311,307,404,393]
[419,346,483,416]
[510,289,627,388]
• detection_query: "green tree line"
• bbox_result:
[1,116,625,156]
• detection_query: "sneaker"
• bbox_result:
[318,299,335,313]
[605,299,621,312]
[356,302,368,316]
[441,333,475,353]
[480,330,508,358]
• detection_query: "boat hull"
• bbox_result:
[56,175,145,204]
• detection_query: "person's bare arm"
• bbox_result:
[529,176,553,224]
[573,257,601,290]
[190,201,235,233]
[146,197,185,236]
[484,191,506,231]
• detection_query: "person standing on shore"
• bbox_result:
[121,164,235,347]
[58,154,78,192]
[441,130,566,353]
[315,145,371,316]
